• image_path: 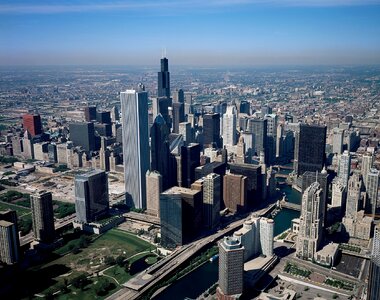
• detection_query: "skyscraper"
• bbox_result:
[31,191,55,243]
[331,179,346,212]
[75,169,109,223]
[180,143,200,188]
[368,225,380,300]
[265,113,278,165]
[120,89,149,209]
[158,57,170,98]
[146,171,162,217]
[22,113,43,137]
[332,128,344,155]
[259,217,275,257]
[69,122,96,152]
[0,220,19,264]
[203,173,221,230]
[179,122,192,144]
[338,150,351,188]
[84,106,97,122]
[217,236,244,299]
[296,182,323,261]
[152,96,172,128]
[172,102,185,134]
[367,168,379,215]
[345,173,362,219]
[223,173,248,212]
[203,113,221,148]
[362,152,374,188]
[150,114,174,190]
[222,106,237,147]
[173,89,184,103]
[294,124,326,176]
[247,118,267,159]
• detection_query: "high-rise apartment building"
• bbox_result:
[296,182,323,261]
[146,171,162,217]
[294,124,326,176]
[120,89,149,209]
[74,169,109,223]
[260,217,275,257]
[31,191,55,243]
[217,236,244,299]
[0,220,19,264]
[22,113,43,137]
[203,173,221,230]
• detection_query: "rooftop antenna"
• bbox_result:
[164,47,167,58]
[315,170,318,183]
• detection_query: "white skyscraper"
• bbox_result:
[332,128,344,154]
[331,178,346,210]
[338,150,351,188]
[222,106,237,147]
[120,89,149,209]
[362,152,374,188]
[259,217,274,257]
[367,168,379,215]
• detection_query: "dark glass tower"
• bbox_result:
[158,57,170,98]
[172,102,185,134]
[203,113,221,148]
[180,143,201,188]
[294,124,327,176]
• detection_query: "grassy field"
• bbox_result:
[31,229,155,299]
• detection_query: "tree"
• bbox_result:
[116,255,126,267]
[104,256,116,266]
[95,278,114,296]
[71,274,89,290]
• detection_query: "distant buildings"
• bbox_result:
[120,88,149,209]
[294,124,326,176]
[296,182,323,261]
[217,236,244,299]
[31,190,55,243]
[74,169,109,223]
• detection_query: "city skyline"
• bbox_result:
[0,0,380,65]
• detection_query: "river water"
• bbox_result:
[154,170,300,299]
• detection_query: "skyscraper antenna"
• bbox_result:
[164,47,167,58]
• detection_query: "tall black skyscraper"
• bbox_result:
[203,113,221,148]
[247,118,267,158]
[181,143,201,188]
[151,114,176,190]
[158,57,170,98]
[69,122,96,152]
[294,124,327,176]
[172,102,185,134]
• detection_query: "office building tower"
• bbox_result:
[222,106,237,147]
[294,124,326,176]
[236,136,246,164]
[229,163,263,205]
[331,179,346,211]
[179,122,192,144]
[203,113,221,148]
[338,150,351,188]
[296,182,323,261]
[31,191,55,243]
[0,220,19,264]
[69,122,96,152]
[173,89,184,103]
[75,169,109,223]
[172,102,185,133]
[259,217,275,257]
[223,173,247,212]
[362,152,374,188]
[265,113,278,165]
[22,113,43,137]
[96,111,111,124]
[146,171,162,217]
[238,100,250,115]
[345,173,362,219]
[367,168,379,215]
[158,57,170,98]
[368,225,380,300]
[180,143,200,188]
[111,106,119,122]
[120,89,149,209]
[47,143,57,163]
[332,128,344,154]
[152,96,172,128]
[247,118,267,159]
[203,173,221,230]
[150,114,175,190]
[160,186,202,248]
[301,170,328,225]
[84,106,97,122]
[217,236,244,299]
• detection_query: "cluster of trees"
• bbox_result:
[0,156,19,164]
[324,278,354,291]
[104,255,130,272]
[53,201,75,219]
[284,263,311,278]
[68,235,92,254]
[94,278,115,296]
[0,190,24,202]
[18,218,32,236]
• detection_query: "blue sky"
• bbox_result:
[0,0,380,65]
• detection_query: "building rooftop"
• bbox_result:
[0,220,13,227]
